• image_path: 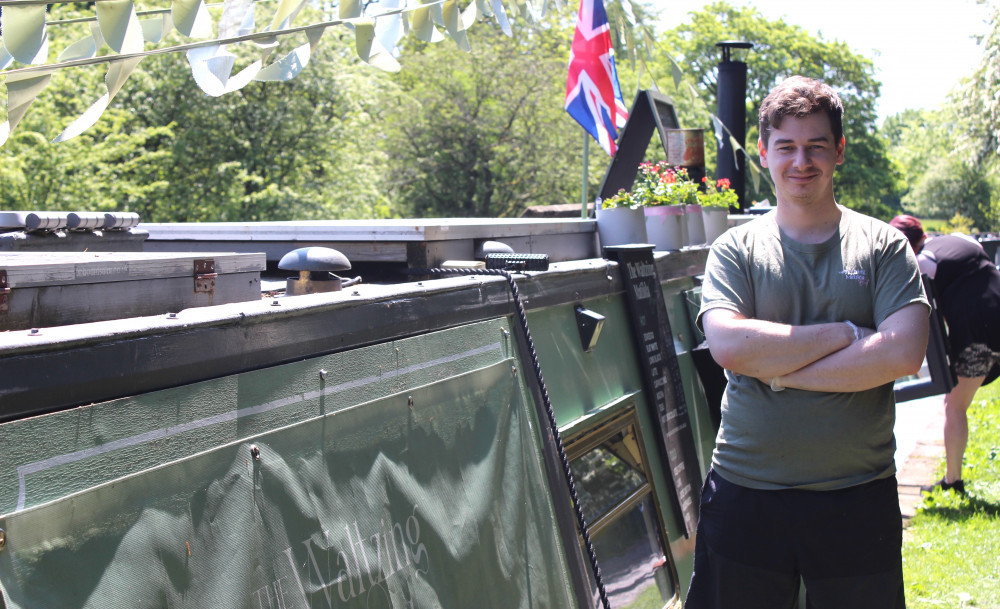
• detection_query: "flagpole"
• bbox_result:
[581,133,590,219]
[565,0,626,220]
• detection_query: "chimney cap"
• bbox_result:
[716,41,753,63]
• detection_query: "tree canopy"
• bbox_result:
[882,3,1000,232]
[954,1,1000,170]
[116,26,399,222]
[3,0,996,228]
[654,1,902,218]
[2,6,400,221]
[382,12,589,218]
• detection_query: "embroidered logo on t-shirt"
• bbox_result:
[840,269,869,286]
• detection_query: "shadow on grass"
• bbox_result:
[917,493,1000,522]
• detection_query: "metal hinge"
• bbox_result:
[0,270,9,313]
[194,259,217,293]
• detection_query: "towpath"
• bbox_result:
[894,394,946,524]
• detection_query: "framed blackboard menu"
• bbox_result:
[598,89,682,201]
[604,245,701,537]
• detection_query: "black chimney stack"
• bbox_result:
[714,41,753,211]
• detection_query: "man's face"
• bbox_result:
[758,113,845,205]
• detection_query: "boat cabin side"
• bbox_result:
[0,217,717,609]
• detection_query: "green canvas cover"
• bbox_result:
[0,360,577,609]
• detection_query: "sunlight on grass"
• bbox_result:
[903,382,1000,608]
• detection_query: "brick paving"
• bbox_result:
[894,395,946,524]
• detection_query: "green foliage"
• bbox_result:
[903,382,1000,608]
[987,198,1000,233]
[920,217,949,234]
[7,4,592,221]
[885,5,1000,233]
[603,162,697,209]
[619,583,669,609]
[0,64,173,211]
[10,0,976,226]
[952,2,1000,170]
[600,189,636,209]
[653,1,902,217]
[3,5,389,220]
[697,177,738,209]
[946,213,976,235]
[885,108,1000,232]
[0,7,420,221]
[382,14,588,218]
[113,26,397,222]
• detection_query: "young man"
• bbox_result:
[686,76,930,608]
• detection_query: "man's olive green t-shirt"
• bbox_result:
[697,207,928,490]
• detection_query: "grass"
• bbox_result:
[903,382,1000,608]
[921,218,951,234]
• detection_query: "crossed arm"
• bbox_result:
[701,303,930,393]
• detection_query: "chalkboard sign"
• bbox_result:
[598,90,682,201]
[604,244,702,537]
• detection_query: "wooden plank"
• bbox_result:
[0,252,265,287]
[142,218,596,243]
[143,240,410,264]
[0,272,262,331]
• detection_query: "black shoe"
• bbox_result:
[920,477,966,495]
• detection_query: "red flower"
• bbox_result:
[716,178,731,189]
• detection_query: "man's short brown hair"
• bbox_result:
[759,76,844,150]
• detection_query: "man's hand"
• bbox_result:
[776,303,929,393]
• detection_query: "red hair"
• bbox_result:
[889,215,925,251]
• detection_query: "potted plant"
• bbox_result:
[636,162,697,251]
[697,177,738,244]
[595,187,647,248]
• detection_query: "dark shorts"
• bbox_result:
[954,342,1000,380]
[684,470,905,609]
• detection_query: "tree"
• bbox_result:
[116,26,398,222]
[0,6,174,212]
[942,0,1000,232]
[381,12,593,218]
[654,1,903,218]
[883,108,998,230]
[4,4,603,221]
[905,158,997,230]
[953,1,1000,170]
[883,5,1000,235]
[1,7,400,221]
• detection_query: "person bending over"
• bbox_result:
[890,214,1000,495]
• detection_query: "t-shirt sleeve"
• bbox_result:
[697,230,754,330]
[873,229,930,328]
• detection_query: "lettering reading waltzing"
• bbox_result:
[252,505,428,609]
[625,261,656,280]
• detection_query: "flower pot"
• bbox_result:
[686,204,705,246]
[703,207,730,244]
[596,205,647,248]
[644,205,685,251]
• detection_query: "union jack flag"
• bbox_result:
[565,0,628,156]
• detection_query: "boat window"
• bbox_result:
[566,410,676,609]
